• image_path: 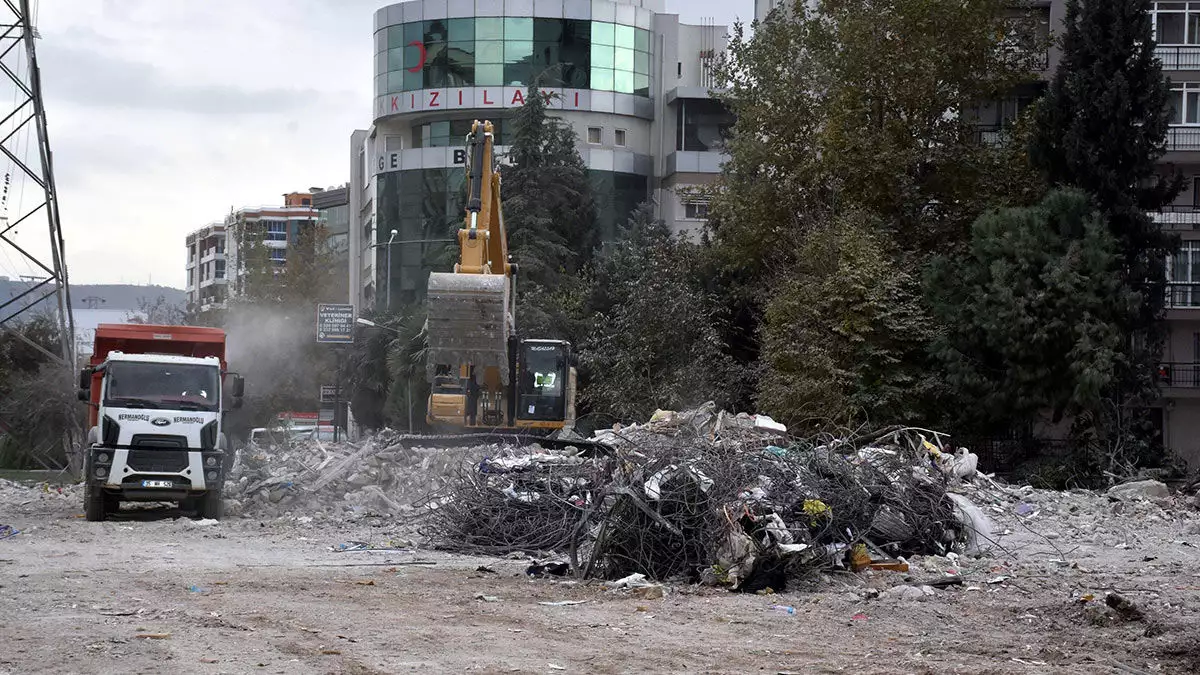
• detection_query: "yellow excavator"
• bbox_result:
[423,120,577,434]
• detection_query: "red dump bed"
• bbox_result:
[86,324,228,427]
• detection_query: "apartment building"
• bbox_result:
[184,222,227,313]
[186,193,320,310]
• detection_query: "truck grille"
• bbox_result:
[126,449,189,473]
[130,434,187,448]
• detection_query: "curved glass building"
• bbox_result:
[349,0,732,311]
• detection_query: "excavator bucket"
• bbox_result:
[424,271,513,385]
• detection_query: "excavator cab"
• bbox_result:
[515,339,570,423]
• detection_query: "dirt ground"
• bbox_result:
[3,481,1200,675]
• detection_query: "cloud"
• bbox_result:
[37,45,338,116]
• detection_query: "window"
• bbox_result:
[677,98,736,151]
[215,260,226,279]
[411,119,505,148]
[266,221,288,241]
[614,129,627,147]
[1151,2,1200,45]
[587,127,602,144]
[1172,82,1200,125]
[269,249,287,262]
[1169,240,1200,307]
[376,18,652,96]
[187,269,193,286]
[683,201,710,220]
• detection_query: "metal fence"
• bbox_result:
[1156,45,1200,70]
[1158,362,1200,388]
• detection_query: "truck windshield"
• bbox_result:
[104,362,220,411]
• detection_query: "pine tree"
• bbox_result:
[1029,0,1181,403]
[927,189,1136,433]
[502,82,597,289]
[578,202,742,420]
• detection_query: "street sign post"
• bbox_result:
[316,304,355,344]
[316,304,355,441]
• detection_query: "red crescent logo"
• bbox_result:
[407,40,427,72]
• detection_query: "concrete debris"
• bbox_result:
[1106,480,1170,501]
[224,429,491,521]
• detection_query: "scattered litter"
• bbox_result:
[986,576,1011,585]
[134,633,171,640]
[475,565,498,574]
[186,585,207,594]
[474,593,501,603]
[851,613,869,621]
[770,605,796,615]
[321,649,342,656]
[538,600,588,606]
[354,580,376,586]
[526,562,570,578]
[0,525,19,540]
[548,664,567,671]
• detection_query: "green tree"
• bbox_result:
[0,315,79,469]
[758,212,937,430]
[926,189,1136,433]
[578,202,743,421]
[713,0,1044,271]
[503,82,597,290]
[708,0,1045,426]
[1029,0,1180,406]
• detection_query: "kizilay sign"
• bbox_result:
[316,303,355,344]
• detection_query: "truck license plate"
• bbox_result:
[141,480,173,488]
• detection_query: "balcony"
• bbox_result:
[1156,45,1200,71]
[1152,205,1200,230]
[1158,363,1200,391]
[1166,126,1200,152]
[1167,282,1200,309]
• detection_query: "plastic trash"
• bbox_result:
[946,493,996,555]
[0,524,19,540]
[770,605,796,615]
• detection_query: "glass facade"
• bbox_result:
[411,118,509,148]
[376,167,647,308]
[376,18,652,96]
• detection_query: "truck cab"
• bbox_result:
[78,324,243,521]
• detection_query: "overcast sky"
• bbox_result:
[0,0,749,289]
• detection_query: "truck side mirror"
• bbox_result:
[231,375,245,398]
[78,368,91,392]
[76,389,90,402]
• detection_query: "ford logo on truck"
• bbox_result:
[151,417,170,427]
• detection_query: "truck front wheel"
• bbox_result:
[197,491,223,520]
[84,483,107,522]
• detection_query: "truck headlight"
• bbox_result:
[206,470,217,481]
[205,456,217,467]
[94,467,107,479]
[97,452,109,464]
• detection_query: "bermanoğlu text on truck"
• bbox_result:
[77,323,244,522]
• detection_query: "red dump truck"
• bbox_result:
[77,323,244,521]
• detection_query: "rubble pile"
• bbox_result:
[226,430,490,520]
[421,403,988,590]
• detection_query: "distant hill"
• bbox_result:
[0,279,184,319]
